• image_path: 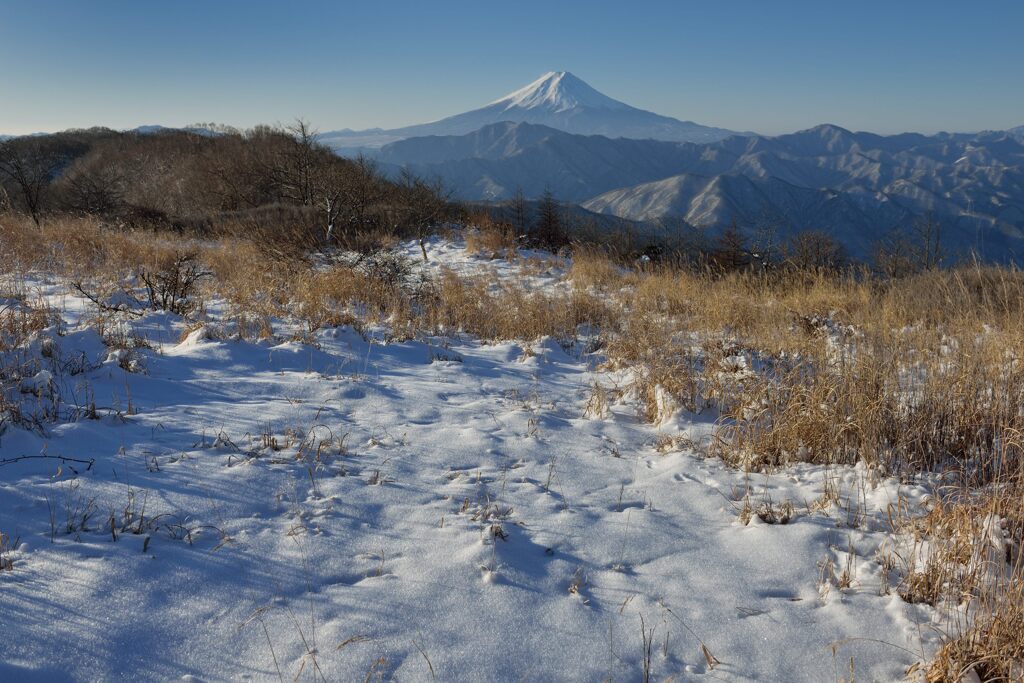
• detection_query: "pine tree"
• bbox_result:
[534,189,565,250]
[510,187,529,240]
[715,220,749,271]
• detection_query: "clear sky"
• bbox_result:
[2,0,1021,136]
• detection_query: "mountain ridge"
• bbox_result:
[373,120,1024,261]
[319,71,744,151]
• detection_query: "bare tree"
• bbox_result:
[245,122,390,245]
[59,156,126,215]
[874,215,943,278]
[655,215,711,265]
[281,118,318,206]
[311,160,350,243]
[336,155,388,243]
[397,168,451,261]
[253,119,319,207]
[203,126,284,210]
[785,230,846,272]
[912,214,942,271]
[874,231,915,278]
[0,138,67,224]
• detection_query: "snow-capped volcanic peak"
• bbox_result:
[490,71,629,113]
[319,70,744,148]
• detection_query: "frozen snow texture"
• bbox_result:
[0,244,943,681]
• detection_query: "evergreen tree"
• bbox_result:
[510,187,529,240]
[715,220,749,271]
[534,188,565,250]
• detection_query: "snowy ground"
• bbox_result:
[1,242,943,682]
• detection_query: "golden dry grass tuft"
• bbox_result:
[464,215,519,260]
[0,531,16,571]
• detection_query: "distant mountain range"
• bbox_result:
[4,70,1023,262]
[319,71,744,152]
[131,124,221,137]
[374,121,705,201]
[0,125,220,141]
[371,120,1024,261]
[582,125,1024,261]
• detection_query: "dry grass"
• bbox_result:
[897,439,1024,681]
[464,215,518,259]
[1,290,62,432]
[0,531,17,571]
[930,580,1024,682]
[569,245,631,292]
[418,269,616,343]
[2,212,1023,675]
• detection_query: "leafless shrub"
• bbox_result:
[138,250,208,315]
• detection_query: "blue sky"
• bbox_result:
[1,0,1021,136]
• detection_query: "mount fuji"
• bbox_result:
[320,71,744,152]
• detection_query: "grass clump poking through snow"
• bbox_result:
[463,213,519,260]
[1,293,64,433]
[0,531,18,571]
[895,439,1024,681]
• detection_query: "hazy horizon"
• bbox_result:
[2,0,1022,137]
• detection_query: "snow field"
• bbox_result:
[0,242,946,682]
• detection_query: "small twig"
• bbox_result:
[413,636,437,682]
[0,454,95,471]
[70,282,145,318]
